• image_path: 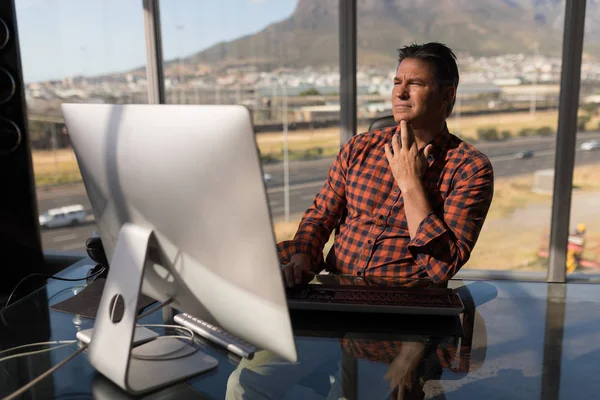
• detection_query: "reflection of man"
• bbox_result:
[226,283,484,399]
[280,43,494,287]
[226,328,474,399]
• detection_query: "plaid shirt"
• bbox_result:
[277,124,494,282]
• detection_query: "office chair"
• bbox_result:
[368,115,397,131]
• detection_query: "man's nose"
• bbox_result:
[397,87,409,100]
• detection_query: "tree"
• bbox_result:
[537,126,554,137]
[299,88,321,96]
[578,115,591,131]
[477,127,499,141]
[581,103,598,115]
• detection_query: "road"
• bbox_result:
[38,133,600,252]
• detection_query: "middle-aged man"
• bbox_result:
[279,42,494,286]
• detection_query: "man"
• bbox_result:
[280,42,494,286]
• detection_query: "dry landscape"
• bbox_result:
[31,110,600,271]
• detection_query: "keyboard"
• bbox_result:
[173,313,258,359]
[286,284,464,316]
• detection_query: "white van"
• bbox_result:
[39,204,87,229]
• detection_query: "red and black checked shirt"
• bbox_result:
[277,124,494,282]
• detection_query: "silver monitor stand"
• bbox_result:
[88,223,218,394]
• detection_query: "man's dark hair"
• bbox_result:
[397,42,459,117]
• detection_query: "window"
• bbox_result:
[357,0,566,273]
[16,0,148,252]
[567,17,600,276]
[159,0,340,252]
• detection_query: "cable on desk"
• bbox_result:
[2,343,88,400]
[0,340,77,359]
[133,324,197,361]
[136,297,174,320]
[0,343,76,364]
[3,268,106,309]
[1,298,182,398]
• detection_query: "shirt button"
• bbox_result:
[357,271,362,276]
[379,215,385,221]
[394,188,400,194]
[367,239,373,244]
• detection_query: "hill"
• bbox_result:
[184,0,600,69]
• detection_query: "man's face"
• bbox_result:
[391,58,453,128]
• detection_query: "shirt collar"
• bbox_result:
[425,123,451,163]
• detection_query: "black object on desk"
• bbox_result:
[50,277,156,320]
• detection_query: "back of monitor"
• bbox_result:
[63,104,297,393]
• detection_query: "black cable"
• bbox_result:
[3,268,106,309]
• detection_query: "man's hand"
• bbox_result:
[384,120,433,193]
[282,253,315,287]
[384,341,426,397]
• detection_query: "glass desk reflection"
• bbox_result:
[2,258,599,399]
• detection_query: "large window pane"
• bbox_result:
[16,0,148,252]
[357,1,566,273]
[567,11,600,276]
[159,0,339,251]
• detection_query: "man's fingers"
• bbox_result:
[423,144,433,159]
[384,143,393,162]
[283,263,295,287]
[400,120,411,149]
[304,269,316,282]
[294,264,303,284]
[391,133,401,155]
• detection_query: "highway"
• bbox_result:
[39,133,600,252]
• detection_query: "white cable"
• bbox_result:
[136,297,174,320]
[1,300,182,398]
[131,335,200,361]
[138,323,194,336]
[0,340,77,358]
[133,324,197,361]
[0,343,75,364]
[3,344,88,400]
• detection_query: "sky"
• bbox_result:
[15,0,297,83]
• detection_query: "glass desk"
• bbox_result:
[1,258,599,399]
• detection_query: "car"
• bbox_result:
[39,204,87,229]
[580,140,600,151]
[514,150,534,159]
[263,173,272,183]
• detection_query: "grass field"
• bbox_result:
[255,110,568,161]
[32,145,600,271]
[30,109,583,186]
[32,149,81,186]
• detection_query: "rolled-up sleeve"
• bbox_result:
[408,155,494,282]
[277,140,351,268]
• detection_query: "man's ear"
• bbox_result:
[445,86,457,105]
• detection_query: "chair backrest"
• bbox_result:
[368,115,396,131]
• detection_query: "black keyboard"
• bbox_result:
[286,285,464,316]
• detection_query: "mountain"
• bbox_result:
[185,0,600,69]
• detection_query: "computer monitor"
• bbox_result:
[62,104,297,394]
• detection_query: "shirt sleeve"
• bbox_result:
[276,139,351,268]
[407,155,494,282]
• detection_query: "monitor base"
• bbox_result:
[88,223,218,395]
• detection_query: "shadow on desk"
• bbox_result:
[0,287,54,398]
[92,374,207,399]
